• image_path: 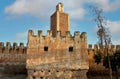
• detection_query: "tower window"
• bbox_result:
[32,76,35,79]
[69,47,73,52]
[40,77,43,79]
[44,47,48,51]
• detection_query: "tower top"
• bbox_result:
[56,2,64,12]
[51,2,70,37]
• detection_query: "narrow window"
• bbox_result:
[33,76,35,79]
[48,70,50,72]
[2,47,5,53]
[40,77,43,79]
[69,47,73,52]
[44,47,48,51]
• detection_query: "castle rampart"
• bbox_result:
[88,44,120,54]
[26,30,88,79]
[88,44,120,64]
[0,42,26,64]
[0,42,26,54]
[88,44,120,75]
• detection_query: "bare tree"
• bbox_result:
[90,6,112,79]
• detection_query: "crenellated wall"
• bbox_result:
[88,44,120,64]
[88,44,120,55]
[0,42,26,64]
[0,36,120,76]
[0,42,26,54]
[87,44,120,75]
[26,30,89,79]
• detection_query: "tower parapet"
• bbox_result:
[56,2,64,12]
[27,30,87,45]
[0,42,27,54]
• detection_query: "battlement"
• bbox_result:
[0,42,27,54]
[27,30,87,51]
[88,44,120,50]
[88,44,120,55]
[28,30,87,40]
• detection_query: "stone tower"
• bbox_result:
[50,3,70,37]
[26,3,89,79]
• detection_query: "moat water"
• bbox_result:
[0,75,119,79]
[0,75,26,79]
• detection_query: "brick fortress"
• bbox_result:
[1,2,120,79]
[27,3,89,79]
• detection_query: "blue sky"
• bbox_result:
[0,0,120,46]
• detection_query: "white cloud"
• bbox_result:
[107,20,120,44]
[107,20,120,34]
[15,31,27,39]
[4,0,120,20]
[4,0,56,21]
[68,8,86,20]
[90,0,120,12]
[2,0,87,20]
[112,39,120,45]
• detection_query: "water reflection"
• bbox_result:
[0,75,26,79]
[0,75,119,79]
